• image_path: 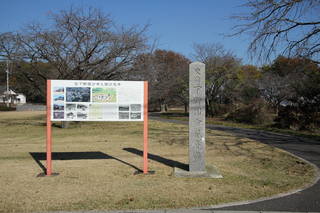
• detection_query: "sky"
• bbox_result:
[0,0,253,63]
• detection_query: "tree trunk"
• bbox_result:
[184,103,188,114]
[206,99,210,117]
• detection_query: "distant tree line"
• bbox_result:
[193,45,319,130]
[0,5,319,130]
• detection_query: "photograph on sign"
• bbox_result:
[131,112,141,119]
[66,104,76,111]
[53,103,64,111]
[119,112,129,119]
[53,87,64,93]
[119,105,129,111]
[53,94,64,101]
[77,104,89,111]
[66,112,76,120]
[66,87,90,102]
[77,112,88,120]
[131,104,141,111]
[50,80,144,121]
[53,112,64,119]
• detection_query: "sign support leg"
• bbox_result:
[143,81,148,174]
[46,80,52,176]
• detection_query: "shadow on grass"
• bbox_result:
[29,151,142,173]
[123,148,189,171]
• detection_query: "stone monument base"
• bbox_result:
[174,165,223,178]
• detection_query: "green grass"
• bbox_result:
[0,111,317,213]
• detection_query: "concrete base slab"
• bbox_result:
[174,165,223,178]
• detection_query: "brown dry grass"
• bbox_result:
[0,111,316,213]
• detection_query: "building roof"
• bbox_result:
[0,85,26,98]
[3,90,17,95]
[0,85,18,96]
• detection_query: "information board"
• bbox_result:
[50,80,144,121]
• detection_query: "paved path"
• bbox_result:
[39,210,318,213]
[150,117,320,212]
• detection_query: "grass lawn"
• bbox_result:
[0,111,317,213]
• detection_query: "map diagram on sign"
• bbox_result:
[92,88,117,103]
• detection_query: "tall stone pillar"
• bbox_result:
[174,62,222,178]
[189,62,206,172]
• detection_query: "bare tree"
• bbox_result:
[232,0,320,63]
[193,43,241,116]
[20,7,147,79]
[131,50,190,112]
[259,71,293,113]
[0,33,21,61]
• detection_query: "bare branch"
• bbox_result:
[231,0,320,63]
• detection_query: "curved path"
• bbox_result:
[151,116,320,212]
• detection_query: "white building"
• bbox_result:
[0,86,26,104]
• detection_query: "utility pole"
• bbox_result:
[6,60,9,93]
[5,60,10,106]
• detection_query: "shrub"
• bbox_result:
[274,105,320,130]
[0,104,16,111]
[225,100,272,125]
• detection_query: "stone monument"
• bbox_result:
[189,61,206,172]
[174,62,222,178]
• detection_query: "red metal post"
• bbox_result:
[143,81,148,174]
[46,80,52,176]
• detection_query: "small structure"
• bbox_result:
[0,86,26,105]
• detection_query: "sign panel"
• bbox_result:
[50,80,144,121]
